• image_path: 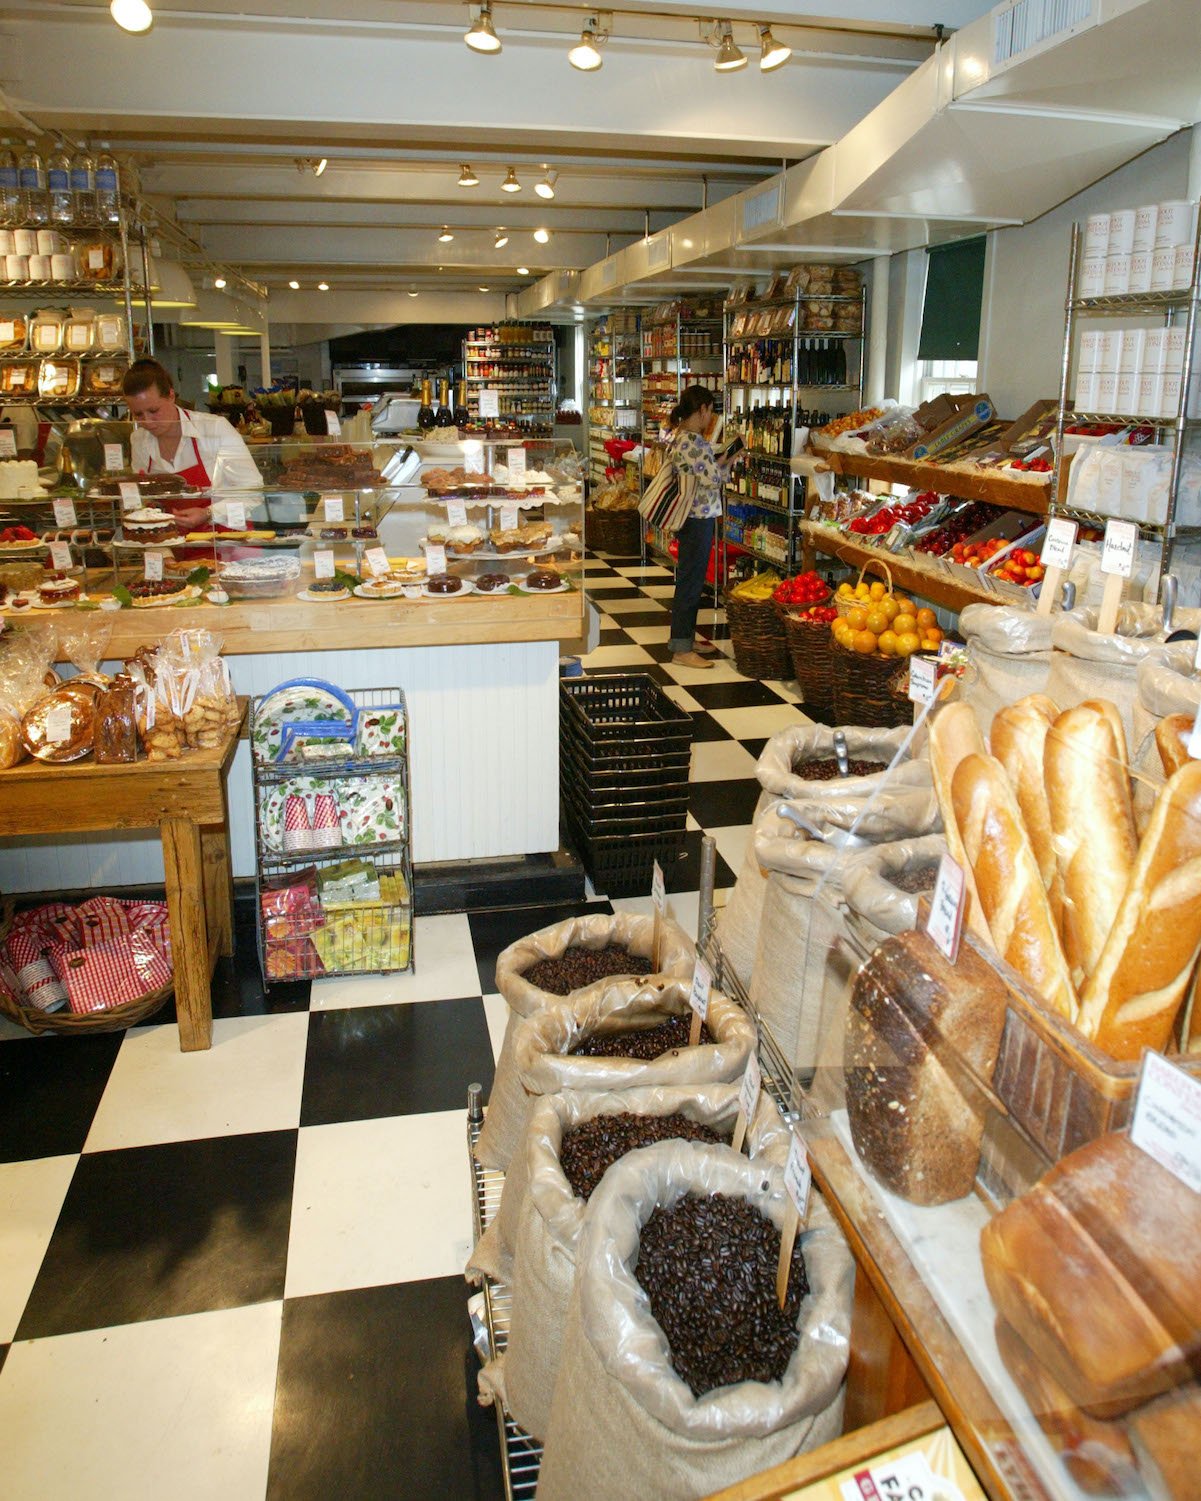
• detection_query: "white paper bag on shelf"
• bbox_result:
[535,1141,852,1501]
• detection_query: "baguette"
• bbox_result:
[927,700,991,942]
[1044,704,1137,991]
[990,697,1061,924]
[1155,713,1193,778]
[951,752,1078,1019]
[1075,761,1201,1058]
[1082,696,1129,773]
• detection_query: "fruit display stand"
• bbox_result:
[819,452,1050,516]
[801,521,1021,615]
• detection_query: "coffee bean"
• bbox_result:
[791,757,887,780]
[560,1112,725,1201]
[523,944,653,996]
[888,864,938,895]
[634,1193,809,1398]
[570,1014,713,1060]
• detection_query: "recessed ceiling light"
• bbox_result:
[517,266,529,275]
[213,276,227,289]
[535,167,558,200]
[494,230,509,250]
[479,286,490,292]
[757,25,790,71]
[408,288,419,297]
[438,227,455,242]
[458,164,479,186]
[713,21,746,71]
[464,0,501,53]
[501,167,521,193]
[317,281,329,291]
[568,23,604,71]
[110,0,153,32]
[288,279,300,289]
[533,227,550,244]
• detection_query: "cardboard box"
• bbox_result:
[907,395,995,461]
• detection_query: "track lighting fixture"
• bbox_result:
[494,230,509,250]
[478,286,490,292]
[408,288,419,297]
[317,281,329,291]
[711,21,746,71]
[110,0,153,32]
[438,227,455,242]
[458,164,479,186]
[568,17,606,71]
[314,157,328,176]
[533,227,550,244]
[295,158,327,177]
[464,1,501,53]
[288,280,300,290]
[517,267,529,275]
[535,167,558,200]
[213,276,227,289]
[501,167,521,193]
[757,25,790,70]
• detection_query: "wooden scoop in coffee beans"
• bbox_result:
[636,1192,809,1397]
[560,1112,724,1201]
[523,944,653,996]
[792,756,887,780]
[570,1014,713,1059]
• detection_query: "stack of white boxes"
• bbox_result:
[1079,200,1198,299]
[1076,324,1188,419]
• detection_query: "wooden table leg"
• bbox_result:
[201,819,235,960]
[162,815,214,1053]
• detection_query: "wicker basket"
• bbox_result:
[0,905,173,1036]
[725,587,790,679]
[829,637,912,729]
[586,505,641,556]
[783,612,835,721]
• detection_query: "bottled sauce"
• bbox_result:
[18,141,47,224]
[70,147,96,224]
[46,146,72,224]
[416,378,436,431]
[94,144,120,223]
[434,377,455,427]
[0,142,18,225]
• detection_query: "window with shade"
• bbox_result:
[917,236,986,403]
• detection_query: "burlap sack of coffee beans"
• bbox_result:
[474,913,695,1174]
[714,790,774,991]
[477,1081,791,1439]
[473,975,754,1177]
[754,724,938,839]
[536,1141,852,1501]
[840,833,947,950]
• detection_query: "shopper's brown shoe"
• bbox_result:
[692,638,717,654]
[672,651,715,668]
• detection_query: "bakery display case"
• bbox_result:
[704,692,1200,1501]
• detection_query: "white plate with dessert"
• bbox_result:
[297,585,352,603]
[128,582,203,609]
[420,575,476,600]
[514,571,571,594]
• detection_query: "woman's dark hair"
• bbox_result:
[668,385,715,430]
[122,358,175,400]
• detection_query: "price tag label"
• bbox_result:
[7,369,25,388]
[925,853,966,963]
[907,655,937,705]
[425,542,447,575]
[446,500,468,528]
[103,443,124,472]
[49,540,72,571]
[507,446,527,483]
[143,551,164,582]
[0,429,16,458]
[783,1132,811,1223]
[364,546,390,578]
[325,409,342,437]
[0,322,13,344]
[479,389,500,419]
[313,549,335,580]
[44,702,73,745]
[839,1452,948,1501]
[1040,516,1078,570]
[688,957,712,1023]
[463,444,485,475]
[1101,517,1138,578]
[324,495,345,523]
[651,859,666,912]
[739,1051,762,1130]
[119,481,141,510]
[1131,1049,1201,1194]
[500,504,519,533]
[53,498,77,528]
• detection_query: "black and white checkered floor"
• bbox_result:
[0,553,811,1500]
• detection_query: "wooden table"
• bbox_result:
[0,710,244,1052]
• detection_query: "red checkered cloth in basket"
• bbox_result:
[122,901,173,965]
[75,896,132,949]
[50,939,150,1015]
[4,926,68,1013]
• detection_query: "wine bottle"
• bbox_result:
[453,379,470,427]
[434,377,455,427]
[417,378,436,431]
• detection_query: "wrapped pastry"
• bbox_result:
[21,681,97,761]
[94,673,139,763]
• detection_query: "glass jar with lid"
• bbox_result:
[29,308,65,355]
[74,238,120,282]
[63,307,97,354]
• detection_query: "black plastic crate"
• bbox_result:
[560,673,693,747]
[560,716,691,777]
[562,782,689,838]
[564,820,689,898]
[565,765,692,803]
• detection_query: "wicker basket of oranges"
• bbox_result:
[828,574,944,727]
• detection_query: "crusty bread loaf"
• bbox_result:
[993,1318,1137,1497]
[952,752,1078,1020]
[0,711,25,769]
[990,697,1061,924]
[1129,1386,1201,1501]
[1155,713,1193,779]
[845,928,1009,1205]
[980,1131,1201,1419]
[1044,704,1137,992]
[1082,697,1129,773]
[927,700,991,942]
[1075,762,1201,1058]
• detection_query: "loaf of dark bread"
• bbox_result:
[845,929,1009,1204]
